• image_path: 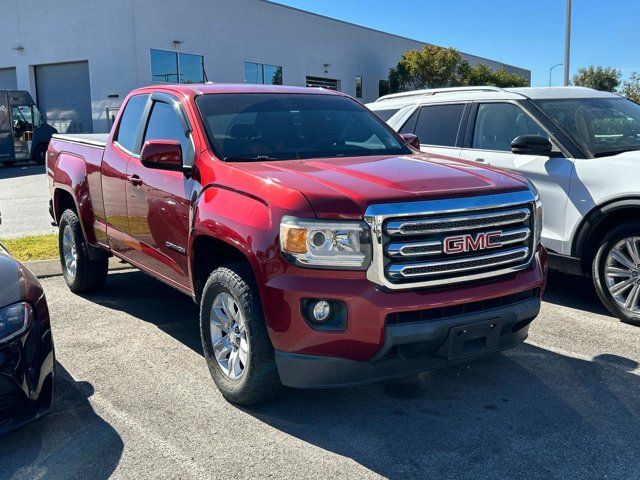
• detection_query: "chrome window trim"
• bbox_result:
[364,190,537,290]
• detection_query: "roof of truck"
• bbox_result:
[133,83,343,97]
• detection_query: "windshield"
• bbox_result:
[196,93,410,161]
[534,97,640,157]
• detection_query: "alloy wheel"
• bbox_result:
[210,292,249,380]
[604,236,640,314]
[62,225,78,279]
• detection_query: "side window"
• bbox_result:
[115,95,149,153]
[414,104,465,147]
[143,101,189,157]
[399,109,419,134]
[473,103,548,151]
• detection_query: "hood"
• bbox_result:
[231,153,528,218]
[0,248,37,308]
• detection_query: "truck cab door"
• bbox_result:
[458,101,575,254]
[0,92,16,164]
[102,94,149,252]
[124,94,194,291]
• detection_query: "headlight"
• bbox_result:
[0,302,32,342]
[280,216,372,269]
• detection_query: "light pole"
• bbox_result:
[549,63,563,86]
[564,0,572,86]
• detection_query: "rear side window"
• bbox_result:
[143,101,189,156]
[414,104,465,147]
[115,94,148,153]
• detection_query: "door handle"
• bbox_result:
[128,174,143,187]
[475,158,486,163]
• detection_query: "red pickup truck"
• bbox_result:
[47,84,546,404]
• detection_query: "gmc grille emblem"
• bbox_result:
[443,231,503,254]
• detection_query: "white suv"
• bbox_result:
[368,86,640,324]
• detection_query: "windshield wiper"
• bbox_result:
[223,155,276,162]
[593,146,640,158]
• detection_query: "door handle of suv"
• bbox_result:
[128,174,143,187]
[475,158,486,163]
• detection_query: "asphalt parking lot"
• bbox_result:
[0,164,55,238]
[1,270,639,480]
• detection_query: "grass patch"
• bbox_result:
[0,234,59,262]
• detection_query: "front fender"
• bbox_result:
[190,183,315,314]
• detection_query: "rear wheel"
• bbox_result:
[58,209,108,293]
[593,223,640,325]
[199,263,281,405]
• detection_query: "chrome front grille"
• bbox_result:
[364,191,538,290]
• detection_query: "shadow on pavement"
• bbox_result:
[0,163,44,180]
[0,364,123,480]
[248,346,640,479]
[543,271,609,316]
[77,270,640,479]
[80,269,202,354]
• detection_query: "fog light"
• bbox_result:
[312,300,331,323]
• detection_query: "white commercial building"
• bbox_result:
[0,0,529,133]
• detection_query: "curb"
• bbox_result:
[24,257,133,279]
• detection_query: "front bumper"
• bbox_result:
[275,296,539,388]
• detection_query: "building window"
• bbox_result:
[355,76,363,99]
[244,62,283,85]
[150,49,204,84]
[379,80,390,98]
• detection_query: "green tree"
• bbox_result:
[490,68,529,88]
[387,45,529,94]
[572,66,621,92]
[621,72,640,103]
[388,45,469,91]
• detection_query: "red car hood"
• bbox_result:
[231,153,528,218]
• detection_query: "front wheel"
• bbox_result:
[593,223,640,325]
[58,209,108,293]
[199,263,281,405]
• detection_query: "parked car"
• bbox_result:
[369,86,640,324]
[0,212,54,434]
[0,90,57,167]
[47,84,546,405]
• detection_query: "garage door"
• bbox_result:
[0,68,17,90]
[35,61,93,133]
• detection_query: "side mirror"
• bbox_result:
[511,135,553,156]
[140,140,183,172]
[401,133,421,150]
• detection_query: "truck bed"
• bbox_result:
[52,133,108,148]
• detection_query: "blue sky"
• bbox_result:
[272,0,639,87]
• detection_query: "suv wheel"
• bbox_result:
[199,263,281,405]
[593,223,640,325]
[58,209,108,292]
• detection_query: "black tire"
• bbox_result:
[32,143,47,165]
[58,209,108,293]
[199,263,281,405]
[3,161,15,167]
[592,222,640,325]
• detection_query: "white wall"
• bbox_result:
[0,0,530,133]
